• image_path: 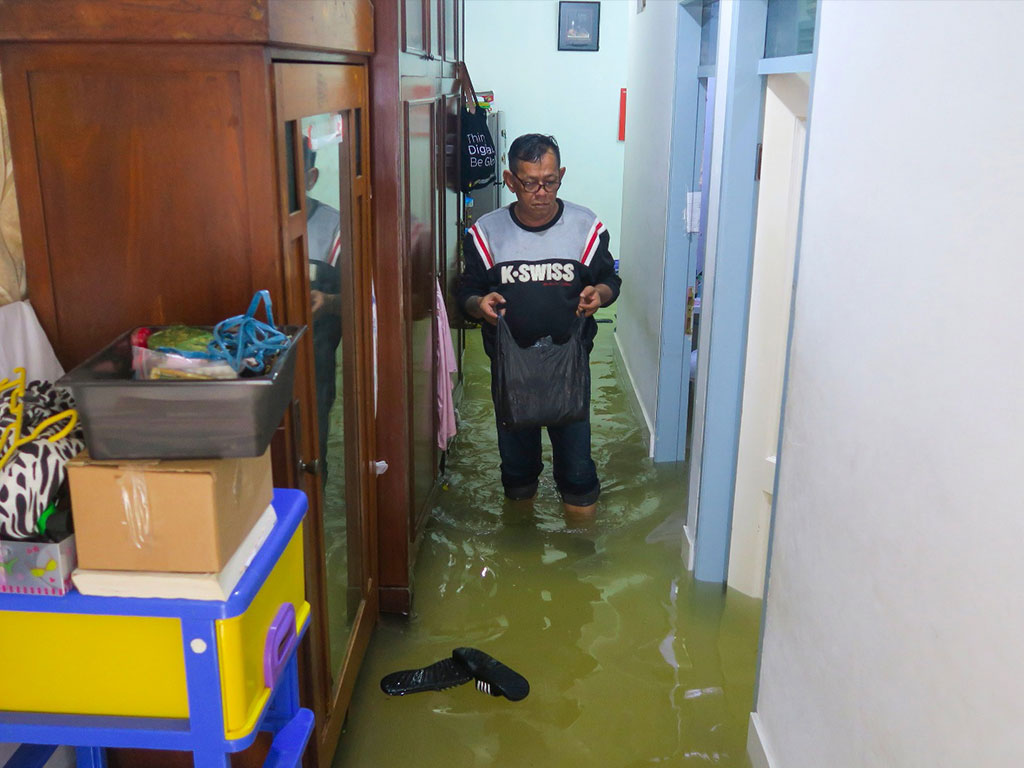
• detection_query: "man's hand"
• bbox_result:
[311,290,326,318]
[577,284,612,317]
[468,292,506,325]
[311,290,340,318]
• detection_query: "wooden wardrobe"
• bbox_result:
[1,0,465,762]
[1,2,374,766]
[372,0,465,617]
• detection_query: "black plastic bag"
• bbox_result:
[458,64,497,192]
[494,315,590,431]
[460,106,497,191]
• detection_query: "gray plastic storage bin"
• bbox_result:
[57,325,305,460]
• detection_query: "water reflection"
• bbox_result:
[333,311,761,767]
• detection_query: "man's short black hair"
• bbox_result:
[508,133,560,173]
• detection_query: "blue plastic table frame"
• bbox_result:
[0,489,314,768]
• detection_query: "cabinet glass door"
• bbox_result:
[300,110,364,680]
[276,62,376,767]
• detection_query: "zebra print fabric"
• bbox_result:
[0,380,85,539]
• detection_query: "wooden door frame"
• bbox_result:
[370,0,463,616]
[272,60,378,768]
[369,0,415,616]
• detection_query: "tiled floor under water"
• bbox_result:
[333,314,761,767]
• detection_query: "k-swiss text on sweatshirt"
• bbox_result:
[457,200,622,357]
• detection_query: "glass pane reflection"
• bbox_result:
[764,0,817,58]
[301,111,361,685]
[699,0,719,67]
[406,102,435,525]
[404,0,425,53]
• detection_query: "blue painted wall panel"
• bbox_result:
[693,0,768,584]
[652,4,705,464]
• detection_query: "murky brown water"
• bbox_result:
[333,313,760,767]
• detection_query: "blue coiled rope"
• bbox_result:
[208,290,290,374]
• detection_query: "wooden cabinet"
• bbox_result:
[0,3,380,766]
[372,0,464,615]
[1,8,469,768]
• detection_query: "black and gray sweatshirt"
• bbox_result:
[457,199,622,357]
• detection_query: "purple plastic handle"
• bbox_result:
[264,602,298,689]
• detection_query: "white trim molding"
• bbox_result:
[757,53,813,75]
[748,712,778,768]
[682,522,696,571]
[613,330,656,457]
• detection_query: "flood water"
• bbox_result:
[333,313,761,767]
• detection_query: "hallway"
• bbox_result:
[333,315,761,767]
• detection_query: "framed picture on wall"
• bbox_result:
[558,1,600,52]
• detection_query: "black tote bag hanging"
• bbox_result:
[458,63,497,192]
[493,315,590,431]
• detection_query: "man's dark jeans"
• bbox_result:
[496,417,601,506]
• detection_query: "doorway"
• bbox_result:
[683,73,716,570]
[275,62,378,767]
[728,73,809,597]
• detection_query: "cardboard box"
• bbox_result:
[67,450,272,573]
[0,534,77,595]
[72,503,277,600]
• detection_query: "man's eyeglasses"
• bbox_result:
[513,174,561,194]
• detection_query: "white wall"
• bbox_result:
[464,0,628,257]
[728,75,807,598]
[613,0,679,431]
[753,2,1024,766]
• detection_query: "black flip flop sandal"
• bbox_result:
[380,647,530,701]
[379,657,474,696]
[453,647,530,701]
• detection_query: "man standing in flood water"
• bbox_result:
[457,133,621,518]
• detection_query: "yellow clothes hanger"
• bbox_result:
[0,368,79,473]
